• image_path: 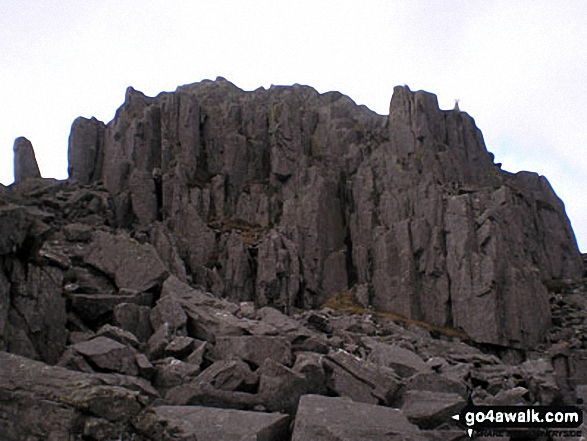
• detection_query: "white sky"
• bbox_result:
[1,1,586,252]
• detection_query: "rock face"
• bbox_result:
[3,78,587,440]
[13,136,41,182]
[66,78,583,348]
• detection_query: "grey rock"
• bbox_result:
[195,359,258,392]
[13,137,41,182]
[62,222,94,242]
[68,116,105,184]
[153,357,201,390]
[4,263,67,364]
[148,323,172,360]
[165,380,261,409]
[85,230,168,292]
[150,293,188,333]
[520,358,561,405]
[405,372,468,398]
[0,205,33,255]
[0,351,156,439]
[185,340,207,367]
[367,342,431,378]
[164,335,196,359]
[113,302,153,342]
[256,305,313,338]
[96,324,140,348]
[68,291,152,326]
[212,335,292,367]
[293,352,328,395]
[64,265,117,295]
[57,346,95,373]
[135,352,155,379]
[488,387,530,405]
[292,334,331,354]
[137,405,290,441]
[256,229,302,312]
[150,221,188,282]
[292,394,426,441]
[401,390,466,429]
[72,336,138,376]
[258,358,308,413]
[325,349,401,405]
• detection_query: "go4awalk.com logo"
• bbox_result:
[452,405,583,438]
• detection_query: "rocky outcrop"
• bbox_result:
[3,78,587,440]
[67,78,582,348]
[13,137,41,182]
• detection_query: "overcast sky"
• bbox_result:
[2,1,586,251]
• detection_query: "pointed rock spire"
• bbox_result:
[13,137,41,182]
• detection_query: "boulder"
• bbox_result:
[0,351,157,439]
[324,349,401,405]
[212,335,292,367]
[164,335,197,359]
[293,352,328,395]
[291,394,426,441]
[195,359,258,392]
[71,336,138,376]
[257,306,313,339]
[96,324,140,348]
[150,293,188,332]
[367,342,431,377]
[113,302,153,342]
[136,405,290,441]
[85,230,168,292]
[152,357,201,390]
[258,358,308,413]
[401,390,465,429]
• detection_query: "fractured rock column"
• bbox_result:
[68,116,106,184]
[13,137,41,182]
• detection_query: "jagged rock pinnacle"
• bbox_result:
[13,136,41,182]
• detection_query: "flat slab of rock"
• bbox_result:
[72,336,138,376]
[292,394,426,441]
[401,390,466,429]
[141,405,290,441]
[0,351,157,440]
[85,230,168,292]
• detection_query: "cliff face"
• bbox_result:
[68,78,582,348]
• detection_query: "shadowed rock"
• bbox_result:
[13,137,41,182]
[136,405,290,441]
[291,394,426,441]
[0,351,157,439]
[68,116,106,184]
